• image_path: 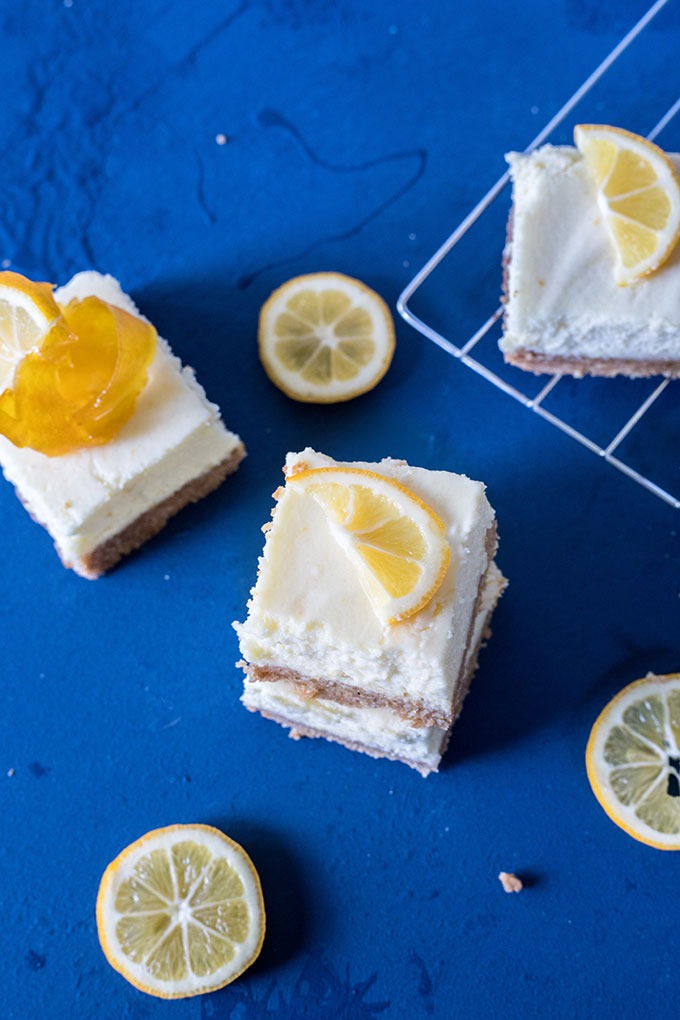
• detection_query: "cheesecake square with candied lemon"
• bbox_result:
[0,270,245,577]
[234,448,506,775]
[501,125,680,378]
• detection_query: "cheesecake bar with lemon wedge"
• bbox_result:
[0,271,244,577]
[234,449,506,775]
[501,126,680,377]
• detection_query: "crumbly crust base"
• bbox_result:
[71,442,245,578]
[503,347,680,379]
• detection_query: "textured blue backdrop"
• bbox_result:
[1,2,679,1018]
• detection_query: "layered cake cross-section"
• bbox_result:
[234,449,506,775]
[501,139,680,377]
[0,271,245,576]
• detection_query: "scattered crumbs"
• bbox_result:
[498,871,523,893]
[402,260,410,268]
[215,133,228,145]
[261,521,272,534]
[1,259,11,268]
[272,485,285,499]
[530,105,539,115]
[63,0,73,6]
[408,232,416,241]
[7,767,15,777]
[163,574,170,581]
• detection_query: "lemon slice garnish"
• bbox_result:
[574,124,680,285]
[287,466,451,624]
[258,272,395,402]
[586,672,680,849]
[0,271,61,393]
[96,824,265,998]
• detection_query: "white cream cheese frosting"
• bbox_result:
[501,145,680,362]
[0,271,243,571]
[235,449,502,726]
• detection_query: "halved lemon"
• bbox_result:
[574,124,680,285]
[0,271,61,393]
[258,272,395,402]
[586,672,680,849]
[96,824,265,998]
[286,466,451,624]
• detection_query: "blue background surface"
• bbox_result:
[2,2,679,1018]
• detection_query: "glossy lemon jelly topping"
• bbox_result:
[0,282,156,457]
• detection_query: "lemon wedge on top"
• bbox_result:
[574,124,680,285]
[287,465,451,624]
[0,271,60,393]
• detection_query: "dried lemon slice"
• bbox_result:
[96,824,265,998]
[586,672,680,849]
[0,271,61,393]
[287,466,450,624]
[258,272,395,402]
[574,124,680,285]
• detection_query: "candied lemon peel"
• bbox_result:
[286,465,451,624]
[96,823,265,999]
[0,271,156,456]
[586,672,680,849]
[258,271,395,403]
[574,124,680,285]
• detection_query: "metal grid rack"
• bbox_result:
[397,0,680,509]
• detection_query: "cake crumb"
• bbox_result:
[7,767,15,777]
[215,133,228,145]
[498,871,523,893]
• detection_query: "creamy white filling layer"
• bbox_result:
[0,272,242,565]
[235,448,501,721]
[501,145,680,361]
[242,680,447,772]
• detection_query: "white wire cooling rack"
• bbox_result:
[397,0,680,509]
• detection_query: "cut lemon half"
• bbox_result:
[586,672,680,849]
[96,824,265,998]
[574,124,680,285]
[258,272,395,402]
[287,466,451,624]
[0,271,61,393]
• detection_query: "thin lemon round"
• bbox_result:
[96,824,265,998]
[258,272,395,402]
[586,672,680,850]
[574,124,680,285]
[0,270,61,393]
[287,465,450,624]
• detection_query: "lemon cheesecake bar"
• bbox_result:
[501,141,680,377]
[0,272,245,577]
[234,449,506,775]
